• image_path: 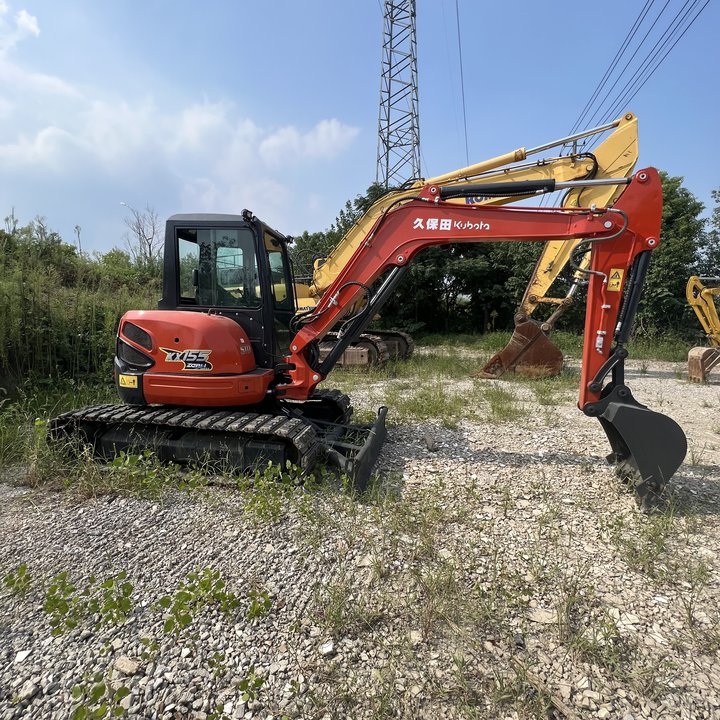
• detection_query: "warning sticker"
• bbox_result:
[118,374,138,388]
[607,268,625,292]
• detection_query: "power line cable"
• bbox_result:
[569,0,655,135]
[587,0,696,129]
[455,0,469,165]
[596,0,709,127]
[440,1,462,173]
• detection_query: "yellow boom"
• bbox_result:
[299,113,639,307]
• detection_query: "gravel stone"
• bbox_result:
[1,357,719,719]
[114,656,140,676]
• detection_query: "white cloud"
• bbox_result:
[170,101,230,151]
[0,57,80,96]
[0,4,39,54]
[258,118,359,166]
[0,2,361,245]
[15,9,38,36]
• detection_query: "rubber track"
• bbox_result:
[321,333,391,366]
[370,329,415,360]
[50,404,322,471]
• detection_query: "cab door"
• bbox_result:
[263,231,296,359]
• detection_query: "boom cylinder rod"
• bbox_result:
[556,177,631,190]
[429,117,625,186]
[526,119,622,155]
[440,175,631,200]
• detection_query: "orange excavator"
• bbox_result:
[51,168,686,504]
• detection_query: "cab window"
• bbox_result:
[264,233,294,310]
[176,227,260,308]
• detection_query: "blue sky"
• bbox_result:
[0,1,717,254]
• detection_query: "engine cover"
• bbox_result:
[115,310,273,406]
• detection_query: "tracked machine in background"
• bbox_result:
[51,167,686,505]
[687,275,720,382]
[300,113,639,370]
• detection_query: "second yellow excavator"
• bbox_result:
[477,112,638,378]
[295,113,639,370]
[687,275,720,381]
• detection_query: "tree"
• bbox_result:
[698,188,720,274]
[290,231,334,280]
[121,203,164,270]
[635,172,706,334]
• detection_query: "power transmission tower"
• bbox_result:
[376,0,420,189]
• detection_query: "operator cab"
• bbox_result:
[159,213,296,367]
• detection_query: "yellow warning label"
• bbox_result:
[607,268,625,292]
[118,374,138,389]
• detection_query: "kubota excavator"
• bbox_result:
[51,167,687,504]
[298,113,638,370]
[687,275,720,381]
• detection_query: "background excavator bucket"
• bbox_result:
[474,320,564,379]
[598,391,687,506]
[688,346,720,382]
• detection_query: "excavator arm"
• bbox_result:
[303,113,638,301]
[297,113,639,373]
[687,275,720,381]
[281,168,686,504]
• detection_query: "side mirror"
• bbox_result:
[192,268,199,287]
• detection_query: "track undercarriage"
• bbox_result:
[319,330,414,368]
[49,390,387,491]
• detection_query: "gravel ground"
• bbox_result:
[1,355,719,719]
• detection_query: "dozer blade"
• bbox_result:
[596,388,687,506]
[688,346,720,382]
[321,406,388,491]
[474,320,564,379]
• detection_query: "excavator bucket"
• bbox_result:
[474,320,564,379]
[688,346,720,382]
[595,389,687,506]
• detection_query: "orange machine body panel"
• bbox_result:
[118,310,273,406]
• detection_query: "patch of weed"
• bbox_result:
[43,570,134,636]
[479,384,527,423]
[71,671,130,720]
[3,562,32,596]
[384,382,464,428]
[155,567,240,638]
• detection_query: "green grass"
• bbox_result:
[415,331,690,362]
[384,382,465,428]
[479,383,528,423]
[0,379,116,468]
[333,348,482,383]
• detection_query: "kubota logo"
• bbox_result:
[160,348,213,371]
